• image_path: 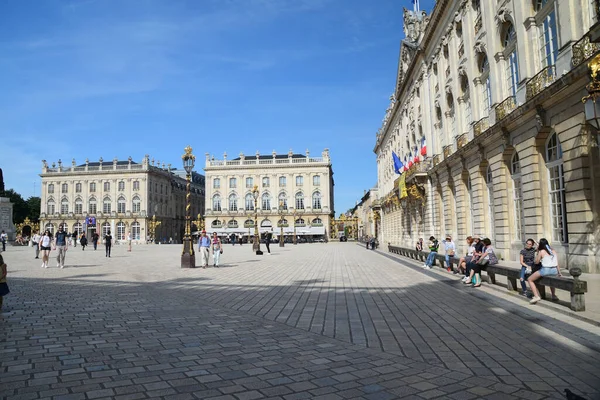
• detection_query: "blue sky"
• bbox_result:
[0,0,435,214]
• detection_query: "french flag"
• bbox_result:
[413,146,420,164]
[403,155,409,172]
[420,137,427,157]
[407,153,414,169]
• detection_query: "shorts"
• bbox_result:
[540,267,558,277]
[128,240,132,245]
[41,246,51,251]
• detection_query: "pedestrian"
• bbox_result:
[104,230,113,257]
[423,236,439,269]
[370,236,376,250]
[211,232,223,267]
[366,236,370,250]
[127,231,132,252]
[264,228,273,254]
[0,230,7,252]
[54,225,69,269]
[92,232,99,250]
[230,233,236,246]
[39,230,52,268]
[442,235,456,272]
[32,231,41,259]
[72,233,77,248]
[528,238,562,304]
[239,234,243,245]
[457,236,475,276]
[0,254,9,310]
[198,230,211,268]
[519,239,536,297]
[80,233,88,251]
[416,238,423,253]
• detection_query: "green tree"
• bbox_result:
[3,189,29,224]
[26,196,41,222]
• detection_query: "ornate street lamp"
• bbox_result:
[148,214,161,243]
[181,145,196,268]
[583,54,600,148]
[252,185,261,252]
[278,199,286,247]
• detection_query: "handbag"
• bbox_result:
[476,257,489,266]
[220,249,223,254]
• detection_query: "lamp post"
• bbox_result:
[583,54,600,147]
[292,208,304,245]
[278,199,286,247]
[181,145,196,268]
[252,185,261,252]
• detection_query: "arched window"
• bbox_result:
[75,198,83,214]
[73,222,83,237]
[479,54,492,117]
[260,219,272,227]
[546,133,567,242]
[447,92,456,137]
[47,199,56,215]
[61,198,69,214]
[312,217,322,226]
[212,220,222,228]
[503,23,519,97]
[486,165,495,242]
[103,196,112,214]
[278,218,288,227]
[102,222,111,238]
[229,194,238,211]
[89,197,97,214]
[245,193,254,211]
[117,196,126,214]
[295,218,305,226]
[262,193,271,210]
[228,220,238,228]
[295,192,304,210]
[45,223,55,234]
[511,152,524,241]
[131,222,141,240]
[116,222,126,240]
[244,219,254,228]
[212,195,221,211]
[312,192,322,210]
[278,192,288,210]
[132,196,141,213]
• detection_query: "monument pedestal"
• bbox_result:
[0,197,16,241]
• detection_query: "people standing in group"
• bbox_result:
[32,231,41,259]
[423,236,439,269]
[198,230,211,268]
[442,235,456,272]
[264,228,273,254]
[528,238,561,304]
[92,232,99,250]
[104,230,113,257]
[0,230,7,252]
[519,239,537,297]
[55,225,69,269]
[39,230,53,268]
[0,254,9,310]
[80,233,88,251]
[211,232,223,267]
[415,238,423,253]
[127,231,132,252]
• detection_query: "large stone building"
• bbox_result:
[350,187,379,240]
[204,149,334,241]
[39,156,205,243]
[374,0,600,272]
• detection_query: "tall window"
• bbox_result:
[117,196,126,213]
[61,183,68,193]
[47,199,55,215]
[61,198,69,214]
[295,192,304,209]
[262,177,270,188]
[131,222,141,240]
[45,223,55,234]
[212,195,221,211]
[103,182,110,192]
[486,165,495,242]
[312,192,322,210]
[480,54,492,117]
[296,176,304,186]
[313,175,320,186]
[89,197,97,214]
[89,182,96,192]
[246,177,254,188]
[511,152,524,242]
[117,222,126,240]
[278,192,288,210]
[461,75,472,130]
[102,222,111,238]
[213,178,220,189]
[75,183,82,193]
[279,176,286,187]
[262,193,271,210]
[132,196,141,212]
[133,181,140,190]
[466,177,474,235]
[245,193,254,210]
[536,0,559,69]
[118,181,125,191]
[503,23,519,97]
[48,184,54,194]
[546,133,567,242]
[73,222,83,237]
[103,196,112,214]
[229,194,238,211]
[75,198,83,214]
[229,178,237,188]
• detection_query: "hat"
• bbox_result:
[201,230,206,233]
[445,235,452,240]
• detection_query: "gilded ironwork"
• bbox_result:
[15,217,39,236]
[456,133,468,148]
[443,144,453,159]
[147,214,161,240]
[526,65,556,100]
[572,34,600,67]
[181,145,196,162]
[433,154,441,166]
[407,184,425,202]
[194,214,204,232]
[474,116,489,136]
[495,95,516,121]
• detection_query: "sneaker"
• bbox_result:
[447,268,452,272]
[57,263,60,268]
[551,295,559,302]
[461,276,469,282]
[426,266,432,270]
[41,263,45,268]
[60,265,64,269]
[530,296,541,304]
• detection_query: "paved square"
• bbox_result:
[1,243,599,399]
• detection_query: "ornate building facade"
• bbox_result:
[374,0,600,272]
[203,149,334,240]
[39,156,205,243]
[350,188,379,240]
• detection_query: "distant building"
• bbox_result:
[203,149,334,241]
[350,187,379,240]
[39,156,205,243]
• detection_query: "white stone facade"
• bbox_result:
[39,156,205,243]
[203,150,334,240]
[374,0,600,272]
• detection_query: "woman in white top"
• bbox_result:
[528,238,562,304]
[127,232,132,252]
[38,230,53,268]
[457,236,475,277]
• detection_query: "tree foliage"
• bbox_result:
[3,189,40,224]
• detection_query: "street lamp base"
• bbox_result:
[252,243,261,252]
[181,253,196,268]
[279,241,284,247]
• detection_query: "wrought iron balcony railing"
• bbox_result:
[572,33,600,67]
[494,95,516,121]
[526,65,556,101]
[473,116,489,137]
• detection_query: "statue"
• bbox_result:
[403,8,429,43]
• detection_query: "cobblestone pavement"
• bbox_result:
[1,243,599,399]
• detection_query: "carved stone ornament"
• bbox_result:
[458,65,467,76]
[474,40,486,54]
[495,7,512,26]
[535,105,548,130]
[434,99,440,108]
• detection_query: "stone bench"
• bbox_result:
[388,244,588,312]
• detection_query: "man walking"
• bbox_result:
[264,228,273,254]
[32,231,41,259]
[92,232,99,250]
[104,230,113,257]
[0,230,7,252]
[80,233,88,250]
[199,230,211,268]
[55,225,69,268]
[230,233,236,246]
